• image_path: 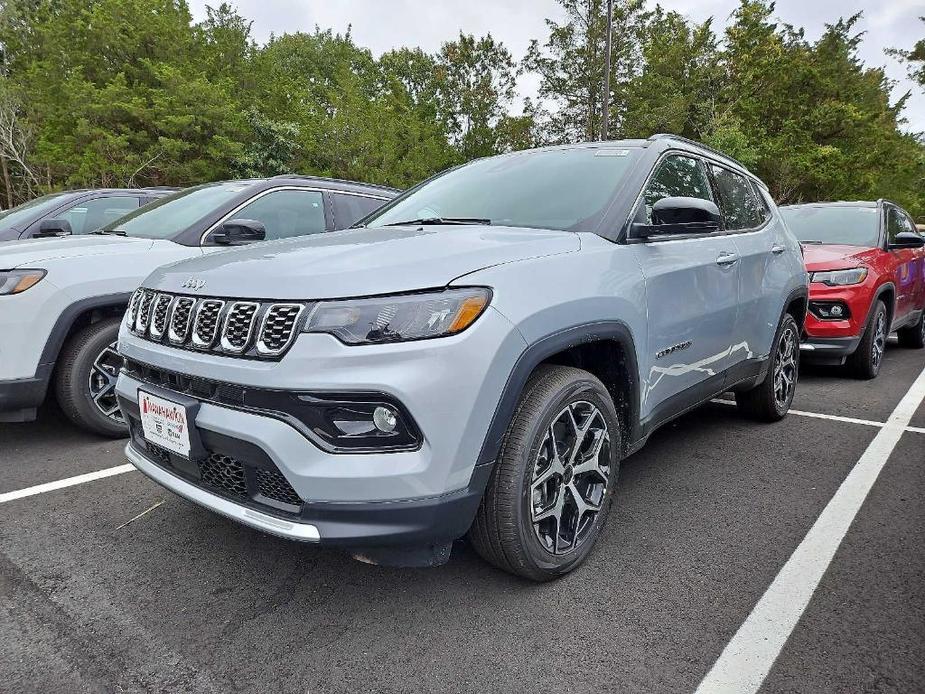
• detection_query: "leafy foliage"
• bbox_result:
[0,0,922,217]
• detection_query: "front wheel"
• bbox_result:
[847,300,888,380]
[468,365,621,581]
[735,313,800,422]
[54,318,129,438]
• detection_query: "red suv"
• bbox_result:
[780,201,925,379]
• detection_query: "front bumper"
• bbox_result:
[117,373,491,547]
[115,306,525,551]
[124,437,489,549]
[800,280,871,363]
[799,335,862,364]
[0,364,53,422]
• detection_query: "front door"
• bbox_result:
[631,154,741,422]
[886,205,918,323]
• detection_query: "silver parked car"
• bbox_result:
[115,135,808,580]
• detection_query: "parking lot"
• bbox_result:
[1,344,923,694]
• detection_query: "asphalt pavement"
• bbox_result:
[1,342,923,693]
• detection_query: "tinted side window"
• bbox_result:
[643,155,713,222]
[710,166,765,230]
[56,196,140,235]
[227,189,326,241]
[332,193,387,230]
[750,182,773,224]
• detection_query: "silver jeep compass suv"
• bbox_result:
[116,135,808,580]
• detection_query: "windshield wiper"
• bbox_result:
[92,228,127,235]
[382,217,492,227]
[799,240,826,244]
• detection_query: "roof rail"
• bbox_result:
[647,133,754,177]
[269,173,401,193]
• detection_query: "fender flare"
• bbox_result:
[782,285,809,326]
[871,282,897,329]
[474,321,641,469]
[38,292,133,368]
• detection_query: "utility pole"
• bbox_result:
[600,0,613,141]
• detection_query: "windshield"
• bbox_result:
[0,192,70,231]
[365,146,641,232]
[104,182,253,239]
[781,206,879,247]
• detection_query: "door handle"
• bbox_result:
[771,244,786,255]
[716,252,739,267]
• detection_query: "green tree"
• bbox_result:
[435,33,520,159]
[621,10,720,140]
[525,0,649,142]
[888,17,925,89]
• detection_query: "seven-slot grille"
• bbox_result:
[128,290,308,360]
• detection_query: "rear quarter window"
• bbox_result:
[332,193,388,230]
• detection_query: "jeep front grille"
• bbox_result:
[135,290,156,333]
[257,304,304,356]
[168,297,195,344]
[191,300,225,348]
[127,288,144,327]
[149,294,173,339]
[130,291,310,360]
[221,302,259,353]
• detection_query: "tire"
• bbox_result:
[468,365,622,581]
[846,300,888,380]
[735,313,799,422]
[54,318,129,438]
[897,309,925,349]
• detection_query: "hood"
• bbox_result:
[801,243,879,272]
[0,234,156,268]
[147,225,580,299]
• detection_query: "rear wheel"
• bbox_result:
[735,313,799,422]
[847,300,888,380]
[468,365,621,581]
[55,318,129,438]
[897,310,925,349]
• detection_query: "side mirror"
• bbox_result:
[34,219,73,238]
[632,197,721,239]
[211,218,266,246]
[889,231,925,250]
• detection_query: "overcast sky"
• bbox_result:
[188,0,925,134]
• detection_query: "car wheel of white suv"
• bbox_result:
[469,365,621,581]
[55,317,128,438]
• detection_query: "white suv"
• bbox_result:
[0,176,396,435]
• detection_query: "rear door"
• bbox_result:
[710,165,789,364]
[631,153,740,419]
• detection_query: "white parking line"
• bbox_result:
[711,399,925,433]
[697,365,925,694]
[0,464,136,505]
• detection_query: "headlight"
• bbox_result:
[811,268,868,286]
[303,287,491,345]
[0,269,47,295]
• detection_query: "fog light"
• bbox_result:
[373,406,398,433]
[810,301,850,321]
